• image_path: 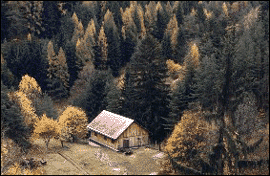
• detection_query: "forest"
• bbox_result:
[1,1,269,175]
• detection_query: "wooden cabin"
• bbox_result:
[87,110,149,151]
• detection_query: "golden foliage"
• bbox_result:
[243,6,260,30]
[47,41,56,68]
[33,114,59,148]
[5,162,22,175]
[166,59,182,74]
[137,5,146,37]
[204,8,213,19]
[84,19,96,48]
[58,106,88,140]
[98,25,108,62]
[27,33,32,41]
[165,110,218,167]
[222,2,229,16]
[57,47,70,88]
[14,91,38,127]
[71,12,79,25]
[104,9,113,26]
[184,42,200,68]
[190,8,197,16]
[1,53,5,65]
[165,1,173,19]
[117,69,126,90]
[165,14,179,57]
[156,1,163,12]
[19,74,42,95]
[47,42,69,88]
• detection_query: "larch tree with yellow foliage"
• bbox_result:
[33,114,59,151]
[165,42,199,133]
[71,12,84,44]
[46,41,69,100]
[94,25,108,70]
[163,109,219,174]
[18,74,42,102]
[57,106,88,144]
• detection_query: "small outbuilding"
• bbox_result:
[87,110,149,151]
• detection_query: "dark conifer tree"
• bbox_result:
[1,81,31,149]
[104,9,122,77]
[123,34,170,143]
[41,1,61,39]
[72,70,110,122]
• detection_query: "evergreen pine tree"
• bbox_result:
[1,54,16,89]
[123,34,170,143]
[41,1,61,39]
[1,81,31,149]
[105,79,124,115]
[72,70,110,122]
[104,9,122,76]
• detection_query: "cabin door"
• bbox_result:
[123,139,129,148]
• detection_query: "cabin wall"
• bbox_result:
[117,123,149,148]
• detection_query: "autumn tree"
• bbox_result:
[57,106,88,144]
[18,74,42,99]
[76,18,97,71]
[94,25,108,70]
[46,41,70,100]
[120,4,140,65]
[164,109,219,174]
[164,14,180,61]
[71,12,84,44]
[144,1,157,33]
[33,114,59,151]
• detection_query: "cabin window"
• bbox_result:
[112,139,115,143]
[94,132,97,136]
[104,136,107,141]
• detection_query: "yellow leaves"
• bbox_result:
[104,9,113,26]
[58,106,88,139]
[166,59,182,74]
[190,8,197,16]
[222,2,229,16]
[84,19,96,49]
[72,12,79,25]
[19,74,42,95]
[156,1,163,12]
[1,53,5,65]
[98,25,108,62]
[165,14,179,57]
[117,70,126,90]
[5,162,22,175]
[27,33,32,41]
[14,91,38,126]
[204,8,213,19]
[184,42,200,68]
[165,110,213,160]
[243,6,260,30]
[33,114,59,142]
